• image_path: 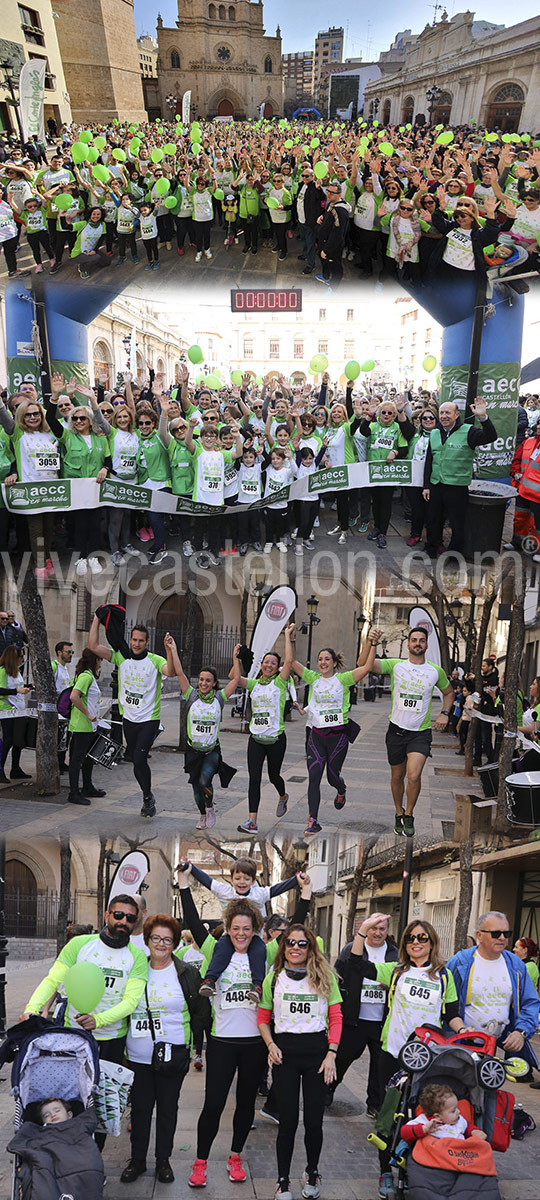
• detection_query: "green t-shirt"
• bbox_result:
[380,658,449,732]
[110,650,167,723]
[24,933,148,1040]
[245,673,289,743]
[137,430,171,486]
[301,668,355,729]
[68,669,100,733]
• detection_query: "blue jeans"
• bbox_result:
[192,745,220,812]
[299,222,316,269]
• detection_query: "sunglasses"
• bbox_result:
[422,414,436,421]
[285,938,309,948]
[26,411,41,418]
[72,415,88,422]
[112,400,125,406]
[110,910,137,923]
[138,420,153,426]
[101,407,114,415]
[406,933,430,944]
[483,929,511,939]
[399,205,413,212]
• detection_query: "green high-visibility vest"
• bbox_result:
[430,423,475,486]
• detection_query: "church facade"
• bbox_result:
[156,0,284,120]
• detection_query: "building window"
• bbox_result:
[425,327,431,345]
[264,56,273,74]
[243,340,253,358]
[269,341,280,359]
[319,308,326,321]
[28,53,55,89]
[294,342,304,359]
[318,340,328,355]
[219,3,226,18]
[93,341,112,389]
[209,2,216,15]
[344,340,354,357]
[18,4,45,45]
[346,308,354,321]
[170,50,180,68]
[228,5,235,18]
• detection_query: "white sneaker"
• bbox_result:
[277,541,288,553]
[196,813,207,829]
[183,539,194,557]
[122,544,140,556]
[205,248,212,259]
[295,544,303,555]
[75,558,87,576]
[195,251,202,262]
[302,1172,321,1199]
[314,517,320,527]
[263,542,273,553]
[206,806,217,828]
[291,528,298,538]
[327,525,341,536]
[88,556,103,575]
[111,551,126,567]
[224,237,229,245]
[338,532,347,545]
[533,553,540,564]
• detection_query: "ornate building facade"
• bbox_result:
[156,0,283,120]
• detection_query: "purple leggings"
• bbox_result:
[306,725,349,819]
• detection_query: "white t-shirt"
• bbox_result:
[354,192,377,230]
[414,1111,469,1140]
[359,942,388,1022]
[264,463,294,509]
[111,429,139,480]
[386,965,444,1058]
[65,938,140,1040]
[388,217,418,264]
[443,227,475,271]
[213,952,259,1038]
[19,432,60,481]
[52,660,73,694]
[382,659,449,732]
[464,952,513,1037]
[273,971,328,1034]
[126,962,189,1064]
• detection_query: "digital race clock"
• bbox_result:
[230,289,302,312]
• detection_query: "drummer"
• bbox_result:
[519,677,540,740]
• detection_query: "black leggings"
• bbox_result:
[306,726,349,820]
[129,1051,190,1161]
[0,718,22,772]
[143,236,159,263]
[68,729,95,794]
[196,1034,266,1160]
[247,732,286,814]
[297,500,319,540]
[371,486,394,535]
[27,230,53,264]
[117,231,138,258]
[194,221,211,251]
[123,717,160,797]
[273,1033,328,1181]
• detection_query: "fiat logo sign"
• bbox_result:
[267,601,287,620]
[119,866,139,884]
[417,620,433,636]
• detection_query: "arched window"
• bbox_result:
[492,83,525,103]
[93,340,112,388]
[170,50,180,69]
[228,5,235,18]
[219,4,226,18]
[382,99,391,125]
[209,3,216,15]
[402,95,414,124]
[264,56,272,74]
[486,82,525,134]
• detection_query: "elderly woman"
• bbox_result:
[46,384,110,576]
[5,398,61,578]
[323,401,356,545]
[121,912,208,1186]
[357,396,414,549]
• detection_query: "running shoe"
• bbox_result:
[228,1154,247,1182]
[238,818,258,833]
[304,817,322,836]
[378,1173,395,1200]
[141,795,156,819]
[189,1159,207,1188]
[196,813,207,829]
[261,1105,280,1124]
[403,814,415,837]
[327,525,341,536]
[394,813,405,836]
[275,1180,293,1200]
[406,535,420,546]
[247,984,262,1003]
[302,1171,321,1199]
[377,535,387,549]
[334,793,346,810]
[192,1054,204,1071]
[367,530,379,541]
[199,980,216,998]
[183,540,194,557]
[366,1106,378,1119]
[205,806,217,828]
[276,793,288,818]
[358,522,368,533]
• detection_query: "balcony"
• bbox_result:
[337,846,359,880]
[21,22,45,45]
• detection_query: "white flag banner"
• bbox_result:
[108,850,150,906]
[408,604,444,698]
[250,585,297,681]
[19,58,46,144]
[182,90,191,124]
[259,101,265,120]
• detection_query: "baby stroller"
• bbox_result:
[369,1027,513,1200]
[0,1015,102,1199]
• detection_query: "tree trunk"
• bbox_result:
[97,834,107,927]
[19,568,60,795]
[463,572,501,778]
[429,585,451,678]
[345,837,378,941]
[495,582,525,833]
[453,834,473,952]
[464,716,478,778]
[56,836,71,955]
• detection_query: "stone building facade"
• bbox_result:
[54,0,146,124]
[363,12,540,132]
[1,0,71,136]
[156,0,283,120]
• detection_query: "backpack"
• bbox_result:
[57,686,72,719]
[512,1103,536,1140]
[491,1088,515,1151]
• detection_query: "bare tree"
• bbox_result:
[178,589,200,750]
[495,576,525,833]
[97,834,107,926]
[453,834,474,952]
[345,836,379,942]
[19,569,60,795]
[56,836,71,955]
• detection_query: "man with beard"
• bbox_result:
[19,894,147,1147]
[88,618,178,819]
[358,628,454,836]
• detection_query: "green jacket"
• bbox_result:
[429,424,475,486]
[239,186,260,219]
[60,427,109,478]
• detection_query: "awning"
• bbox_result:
[473,840,540,871]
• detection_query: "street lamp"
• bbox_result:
[303,594,320,705]
[165,93,177,117]
[449,598,463,668]
[351,611,366,706]
[0,59,24,142]
[426,85,442,125]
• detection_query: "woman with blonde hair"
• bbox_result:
[45,384,111,576]
[349,913,465,1200]
[97,404,144,564]
[258,924,343,1200]
[5,398,61,577]
[357,395,414,549]
[324,401,356,545]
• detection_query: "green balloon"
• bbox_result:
[436,131,454,145]
[310,138,320,148]
[188,345,204,364]
[310,353,328,373]
[379,142,394,156]
[54,192,75,210]
[266,196,279,209]
[64,961,105,1013]
[284,139,293,149]
[372,120,379,128]
[501,134,512,143]
[423,354,437,373]
[91,164,110,183]
[155,177,170,195]
[164,195,177,209]
[435,123,444,131]
[344,360,360,381]
[151,148,164,163]
[231,370,243,385]
[129,138,141,154]
[521,134,531,143]
[86,147,99,163]
[214,187,224,200]
[361,359,375,372]
[331,130,340,138]
[164,142,176,155]
[191,143,202,155]
[205,374,220,389]
[71,142,87,164]
[485,133,499,143]
[94,136,106,150]
[112,148,126,161]
[314,161,328,179]
[79,130,93,143]
[406,123,412,130]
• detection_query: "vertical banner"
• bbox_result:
[182,90,191,124]
[108,850,150,906]
[19,58,46,144]
[249,585,297,681]
[259,101,265,120]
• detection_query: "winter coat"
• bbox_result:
[318,200,350,258]
[7,1108,104,1200]
[335,939,399,1027]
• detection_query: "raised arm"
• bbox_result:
[88,613,113,661]
[163,632,188,688]
[224,643,242,698]
[357,626,383,673]
[177,864,212,949]
[279,622,296,683]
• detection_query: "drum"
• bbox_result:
[86,731,123,770]
[505,771,540,826]
[477,763,499,798]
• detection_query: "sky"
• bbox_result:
[134,0,538,59]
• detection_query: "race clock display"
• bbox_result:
[230,289,302,312]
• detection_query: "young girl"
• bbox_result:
[185,415,243,568]
[115,194,139,264]
[263,448,297,554]
[15,196,54,273]
[138,201,159,269]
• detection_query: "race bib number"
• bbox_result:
[220,985,255,1010]
[251,712,271,730]
[321,708,341,725]
[205,478,220,490]
[373,435,394,450]
[399,692,422,711]
[130,1011,163,1037]
[282,991,318,1015]
[125,691,143,707]
[36,454,60,471]
[402,975,440,1003]
[119,455,136,473]
[360,983,386,1004]
[242,480,259,495]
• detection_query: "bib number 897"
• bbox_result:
[403,698,419,708]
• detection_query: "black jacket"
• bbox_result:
[335,939,399,1027]
[298,180,326,228]
[318,200,350,258]
[427,210,500,276]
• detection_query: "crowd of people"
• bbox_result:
[0,363,500,572]
[1,118,539,288]
[13,878,540,1200]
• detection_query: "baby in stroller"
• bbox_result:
[400,1083,488,1144]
